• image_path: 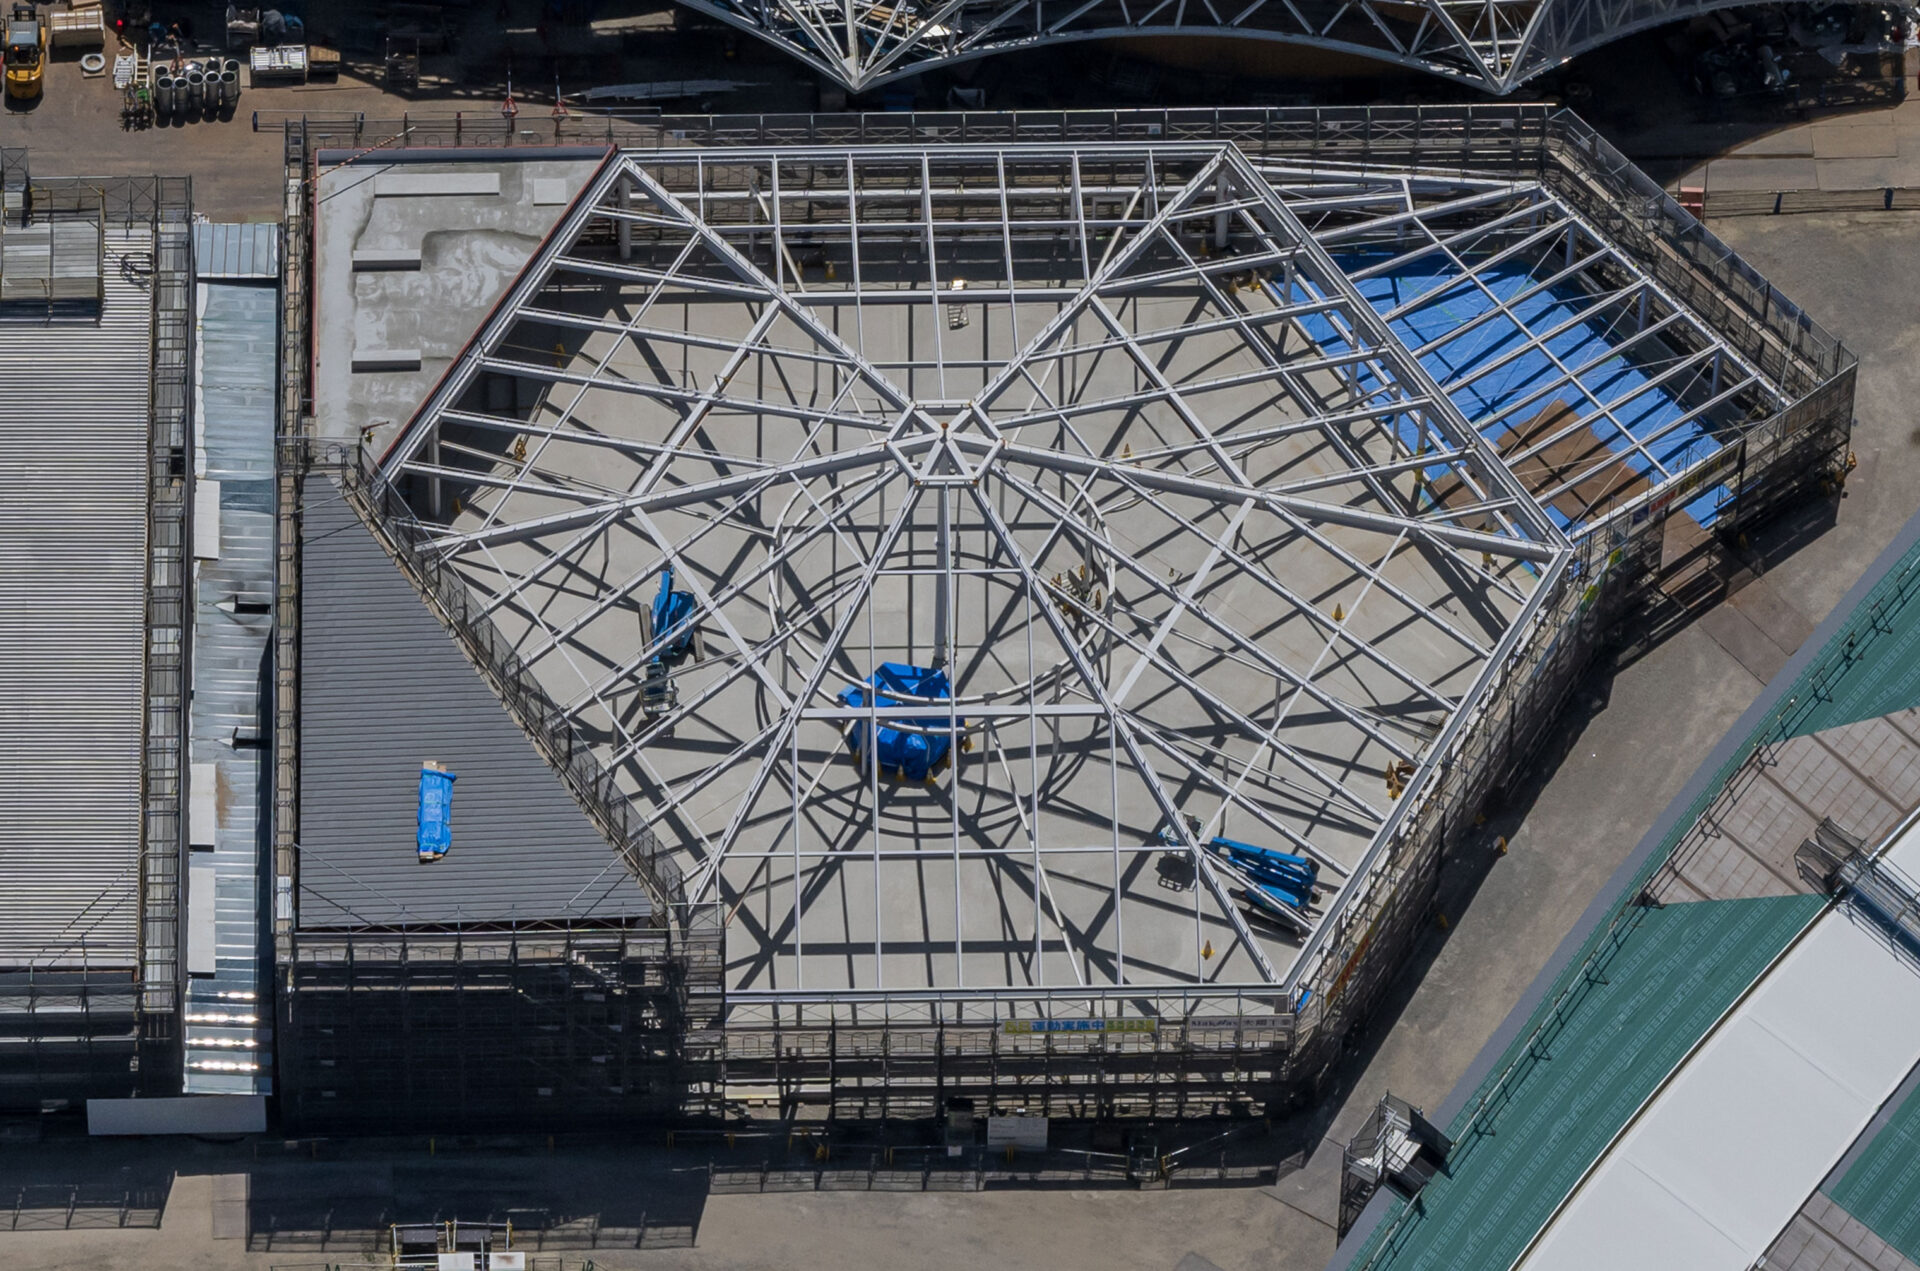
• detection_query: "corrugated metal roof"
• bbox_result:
[184,268,276,1094]
[297,482,651,927]
[1517,817,1920,1271]
[0,224,153,968]
[0,220,102,302]
[192,222,279,281]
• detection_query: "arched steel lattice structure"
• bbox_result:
[677,0,1744,93]
[369,141,1801,1030]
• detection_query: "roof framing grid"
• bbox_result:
[661,0,1697,96]
[370,143,1614,1022]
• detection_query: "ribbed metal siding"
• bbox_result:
[0,225,154,967]
[298,482,650,927]
[183,268,276,1093]
[191,223,279,282]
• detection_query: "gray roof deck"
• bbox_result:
[0,223,154,969]
[296,482,651,928]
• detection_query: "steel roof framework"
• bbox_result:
[672,0,1739,94]
[363,142,1776,1020]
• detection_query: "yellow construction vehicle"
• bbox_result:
[5,4,44,102]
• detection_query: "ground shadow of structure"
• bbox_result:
[244,1150,708,1253]
[0,1132,171,1233]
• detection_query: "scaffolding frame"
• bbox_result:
[277,916,724,1131]
[282,108,1855,1119]
[141,175,194,1089]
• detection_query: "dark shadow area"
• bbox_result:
[243,1147,709,1252]
[1615,489,1846,672]
[0,1124,171,1232]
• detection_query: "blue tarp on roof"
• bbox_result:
[416,765,457,861]
[838,663,961,781]
[1296,250,1732,530]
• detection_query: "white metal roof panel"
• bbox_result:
[191,222,279,281]
[1517,818,1920,1271]
[183,270,277,1093]
[0,224,154,969]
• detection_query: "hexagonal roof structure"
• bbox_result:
[349,141,1786,1024]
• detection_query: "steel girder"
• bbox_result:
[367,140,1783,1016]
[673,0,1754,94]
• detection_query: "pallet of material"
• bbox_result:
[307,44,340,78]
[249,43,307,82]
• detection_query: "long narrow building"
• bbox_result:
[0,165,194,1110]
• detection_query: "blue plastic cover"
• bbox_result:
[837,662,961,781]
[416,764,457,862]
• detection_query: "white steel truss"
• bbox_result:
[368,143,1776,1021]
[672,0,1751,93]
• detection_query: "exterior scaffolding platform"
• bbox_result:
[284,107,1855,1124]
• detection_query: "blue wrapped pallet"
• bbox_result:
[417,762,457,863]
[838,662,963,781]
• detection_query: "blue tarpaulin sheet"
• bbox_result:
[417,764,457,862]
[1291,251,1733,530]
[838,663,960,781]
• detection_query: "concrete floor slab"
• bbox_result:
[1812,123,1900,159]
[1705,157,1821,191]
[311,152,604,447]
[1818,154,1920,189]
